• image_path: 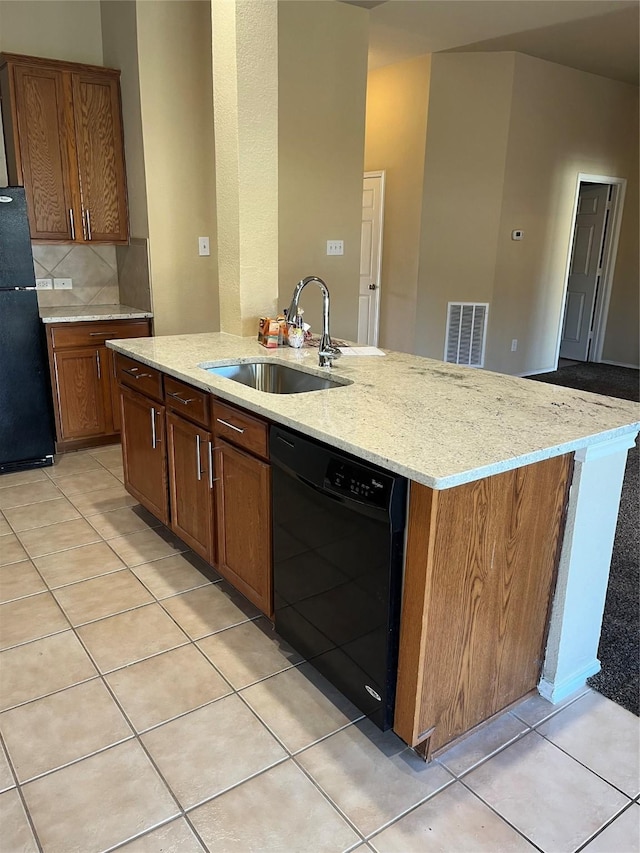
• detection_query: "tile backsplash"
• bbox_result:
[33,244,120,308]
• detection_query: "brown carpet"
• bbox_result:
[530,361,639,715]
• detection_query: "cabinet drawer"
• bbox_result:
[213,400,269,460]
[49,320,150,349]
[164,376,211,429]
[115,353,163,402]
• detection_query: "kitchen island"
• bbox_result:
[108,332,639,755]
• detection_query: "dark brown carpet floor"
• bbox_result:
[530,361,639,715]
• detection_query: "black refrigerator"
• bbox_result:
[0,187,55,473]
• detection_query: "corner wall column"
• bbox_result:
[540,431,638,702]
[211,0,279,337]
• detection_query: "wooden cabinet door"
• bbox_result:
[215,439,272,616]
[71,72,128,243]
[52,347,107,441]
[167,412,216,564]
[12,64,78,240]
[120,386,169,524]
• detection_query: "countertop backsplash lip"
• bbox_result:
[39,303,153,323]
[107,331,640,490]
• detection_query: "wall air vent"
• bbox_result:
[445,302,489,368]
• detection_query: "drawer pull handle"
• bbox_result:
[89,332,108,337]
[123,368,151,379]
[168,391,196,405]
[85,208,92,241]
[95,351,101,379]
[150,407,157,449]
[68,208,76,241]
[196,433,202,481]
[216,418,244,434]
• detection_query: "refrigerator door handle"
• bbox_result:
[69,208,76,241]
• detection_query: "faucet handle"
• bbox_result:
[318,338,341,367]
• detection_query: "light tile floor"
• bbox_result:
[0,447,638,853]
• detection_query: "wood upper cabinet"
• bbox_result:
[0,53,128,243]
[46,319,151,451]
[215,438,272,617]
[120,385,169,525]
[167,412,216,565]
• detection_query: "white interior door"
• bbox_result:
[560,183,610,361]
[358,172,385,346]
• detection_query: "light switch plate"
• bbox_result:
[53,278,73,290]
[327,240,344,256]
[36,278,53,290]
[198,236,210,256]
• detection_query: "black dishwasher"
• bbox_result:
[271,425,407,730]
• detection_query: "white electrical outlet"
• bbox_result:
[53,278,73,290]
[198,236,210,256]
[326,240,344,256]
[35,278,53,290]
[511,339,518,352]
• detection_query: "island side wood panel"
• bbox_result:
[394,453,573,753]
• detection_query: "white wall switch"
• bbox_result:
[326,240,344,256]
[198,236,210,256]
[511,230,524,240]
[35,278,53,290]
[511,339,518,352]
[53,278,73,290]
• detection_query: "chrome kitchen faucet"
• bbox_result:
[286,276,341,368]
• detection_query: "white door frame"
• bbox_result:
[554,173,627,366]
[362,170,385,346]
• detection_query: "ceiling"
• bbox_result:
[343,0,639,85]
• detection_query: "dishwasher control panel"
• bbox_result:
[324,458,391,509]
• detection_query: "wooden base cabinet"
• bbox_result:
[46,319,151,452]
[393,454,573,757]
[166,412,216,565]
[120,385,169,525]
[215,438,272,617]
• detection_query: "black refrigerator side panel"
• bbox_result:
[0,290,55,471]
[0,188,37,289]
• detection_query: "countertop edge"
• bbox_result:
[40,305,153,323]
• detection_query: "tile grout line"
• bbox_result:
[0,728,45,852]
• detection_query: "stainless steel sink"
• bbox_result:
[202,361,350,394]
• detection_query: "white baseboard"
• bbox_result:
[598,359,640,370]
[538,659,601,704]
[518,366,557,378]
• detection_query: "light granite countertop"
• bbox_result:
[107,332,639,489]
[40,304,153,323]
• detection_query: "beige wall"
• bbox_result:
[135,0,219,336]
[408,50,638,373]
[364,55,431,353]
[278,0,368,341]
[490,54,639,373]
[0,0,103,64]
[414,53,515,363]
